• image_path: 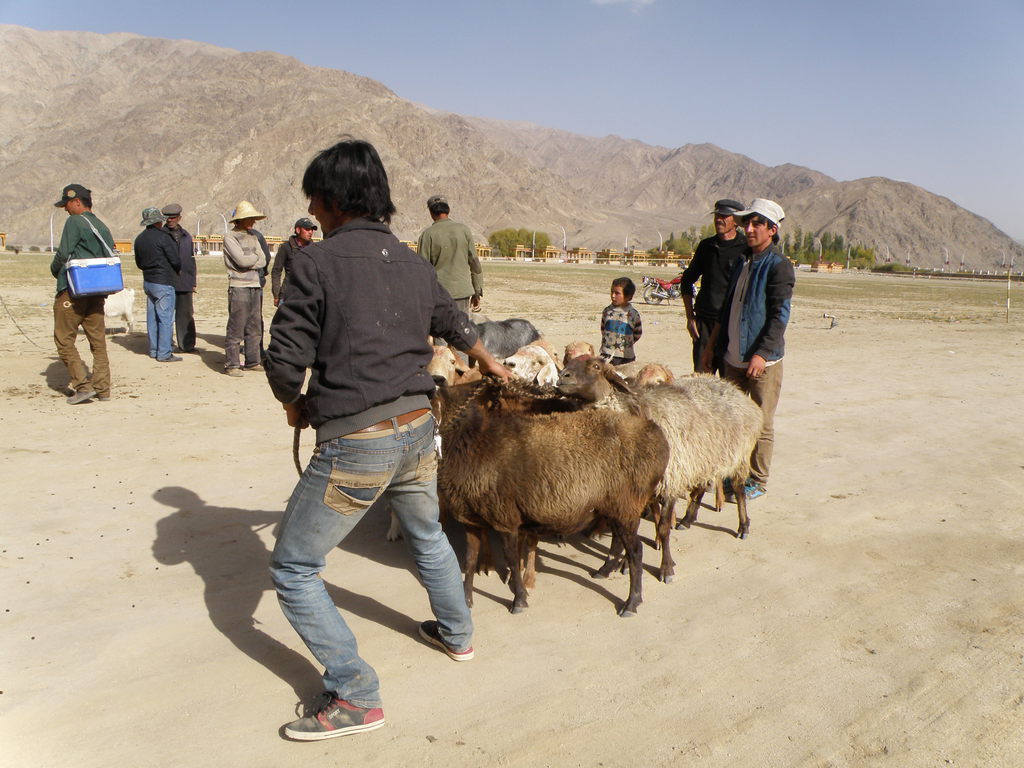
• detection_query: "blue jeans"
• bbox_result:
[143,281,176,360]
[270,414,471,708]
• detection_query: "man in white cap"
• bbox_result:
[223,201,269,376]
[702,198,795,501]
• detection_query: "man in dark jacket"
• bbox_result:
[161,203,197,353]
[134,207,182,362]
[703,198,794,501]
[270,217,317,306]
[265,139,508,742]
[680,198,746,373]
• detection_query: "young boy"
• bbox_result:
[600,277,643,365]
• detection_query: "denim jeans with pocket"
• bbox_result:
[143,281,176,360]
[270,414,471,708]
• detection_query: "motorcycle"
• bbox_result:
[641,273,685,305]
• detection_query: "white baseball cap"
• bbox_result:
[734,198,785,227]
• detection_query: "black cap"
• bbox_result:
[294,217,318,230]
[711,199,744,216]
[55,184,91,207]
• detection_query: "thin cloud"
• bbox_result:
[592,0,656,10]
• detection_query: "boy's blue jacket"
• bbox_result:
[716,246,795,362]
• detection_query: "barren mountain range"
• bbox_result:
[1,25,1018,270]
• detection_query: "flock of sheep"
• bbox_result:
[422,316,764,617]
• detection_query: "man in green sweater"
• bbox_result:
[50,183,116,404]
[416,195,483,313]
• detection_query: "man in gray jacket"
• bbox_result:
[223,200,268,376]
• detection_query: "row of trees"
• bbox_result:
[664,225,876,269]
[489,224,876,270]
[488,228,552,260]
[780,228,875,269]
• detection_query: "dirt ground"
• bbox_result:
[1,258,1022,767]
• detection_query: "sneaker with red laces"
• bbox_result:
[418,620,474,661]
[283,693,384,741]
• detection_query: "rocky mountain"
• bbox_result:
[1,25,1018,269]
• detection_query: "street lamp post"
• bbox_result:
[218,213,229,234]
[559,225,566,259]
[49,210,57,252]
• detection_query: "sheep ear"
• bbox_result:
[603,363,634,394]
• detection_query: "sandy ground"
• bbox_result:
[1,263,1022,767]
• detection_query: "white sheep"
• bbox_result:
[103,288,136,333]
[502,344,560,387]
[557,357,764,579]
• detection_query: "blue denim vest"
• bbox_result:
[723,247,792,362]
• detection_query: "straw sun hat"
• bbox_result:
[228,200,266,222]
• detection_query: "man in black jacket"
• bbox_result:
[133,207,181,362]
[270,217,317,306]
[265,139,509,742]
[161,204,197,353]
[680,199,746,373]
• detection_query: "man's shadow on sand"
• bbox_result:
[151,486,419,702]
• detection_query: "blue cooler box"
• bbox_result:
[66,257,124,296]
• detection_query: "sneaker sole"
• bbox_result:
[284,717,385,741]
[418,624,474,661]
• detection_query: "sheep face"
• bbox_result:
[557,356,633,402]
[503,344,560,387]
[632,363,675,388]
[426,345,471,385]
[562,340,595,367]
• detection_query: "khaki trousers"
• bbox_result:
[723,360,783,486]
[53,291,110,396]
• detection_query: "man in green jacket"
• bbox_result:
[50,183,116,404]
[416,195,483,313]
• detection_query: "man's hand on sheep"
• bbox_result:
[467,339,513,382]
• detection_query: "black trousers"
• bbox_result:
[174,291,196,352]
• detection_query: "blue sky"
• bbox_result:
[4,0,1021,239]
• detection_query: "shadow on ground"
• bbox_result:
[151,487,425,702]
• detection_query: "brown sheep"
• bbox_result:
[435,378,670,616]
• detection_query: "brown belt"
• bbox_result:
[349,408,431,436]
